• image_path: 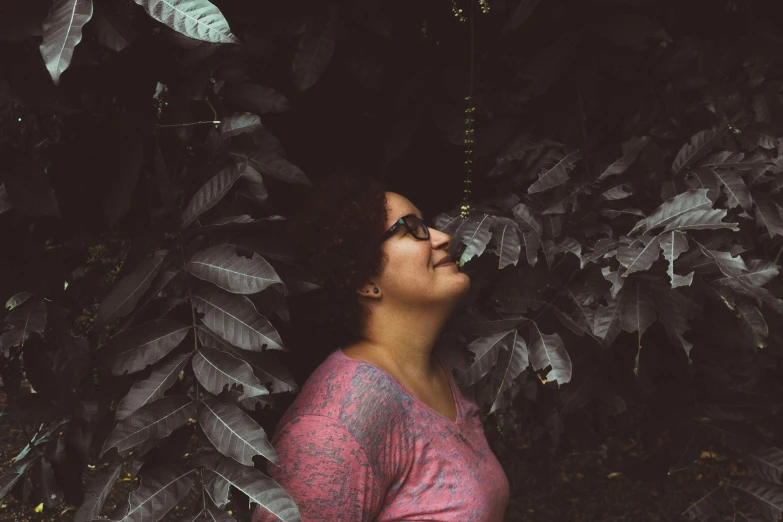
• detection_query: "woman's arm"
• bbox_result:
[253,414,383,522]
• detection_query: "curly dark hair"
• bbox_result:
[286,171,388,351]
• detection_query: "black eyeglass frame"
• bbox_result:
[376,214,430,245]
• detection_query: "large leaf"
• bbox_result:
[0,455,36,501]
[712,168,752,212]
[102,319,190,375]
[5,291,31,311]
[730,259,780,287]
[502,0,544,35]
[91,11,136,52]
[219,113,262,138]
[134,0,238,44]
[453,213,493,265]
[671,125,728,175]
[632,189,712,234]
[181,164,243,229]
[460,330,514,387]
[527,150,582,194]
[521,231,541,266]
[746,446,783,485]
[511,202,543,235]
[192,346,269,399]
[74,462,123,522]
[220,84,290,113]
[697,245,748,278]
[617,235,661,277]
[681,487,720,521]
[659,231,694,288]
[529,324,571,385]
[116,353,191,420]
[102,395,197,455]
[186,244,283,294]
[199,397,276,466]
[736,300,768,349]
[620,282,656,371]
[595,136,649,182]
[488,331,528,414]
[649,281,694,356]
[5,298,47,347]
[198,327,297,394]
[593,294,623,347]
[754,197,783,238]
[729,477,783,522]
[229,149,312,186]
[117,465,195,522]
[39,0,93,85]
[292,20,335,91]
[193,286,284,351]
[96,250,168,327]
[489,218,521,269]
[2,158,61,218]
[189,498,236,522]
[662,209,739,232]
[203,458,301,522]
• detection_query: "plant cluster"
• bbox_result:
[0,0,782,521]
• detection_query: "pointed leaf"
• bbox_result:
[97,250,167,326]
[672,125,728,175]
[697,245,748,278]
[220,84,290,114]
[198,327,296,394]
[219,113,262,138]
[3,158,61,218]
[732,259,780,287]
[712,168,752,212]
[118,465,195,522]
[633,189,712,234]
[601,184,633,200]
[102,319,189,375]
[659,231,694,288]
[292,21,335,91]
[736,300,768,349]
[754,197,783,238]
[662,209,739,232]
[74,462,123,522]
[596,136,649,182]
[102,395,197,455]
[187,245,283,294]
[521,231,540,266]
[5,291,31,311]
[192,345,268,398]
[685,168,721,202]
[116,353,191,420]
[454,213,493,265]
[237,165,268,207]
[189,497,236,522]
[563,288,596,336]
[527,150,582,194]
[6,298,47,346]
[511,202,543,234]
[593,293,623,347]
[199,397,276,466]
[460,330,514,387]
[229,150,312,186]
[650,282,694,356]
[618,235,661,276]
[488,331,528,414]
[0,455,36,501]
[621,282,656,370]
[729,477,783,522]
[529,324,571,385]
[193,286,284,351]
[133,0,238,44]
[181,164,243,229]
[203,458,301,522]
[39,0,93,85]
[581,239,620,268]
[92,11,136,52]
[746,446,783,485]
[489,221,521,269]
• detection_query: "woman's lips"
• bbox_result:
[435,261,456,268]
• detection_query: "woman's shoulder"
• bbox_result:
[276,348,416,441]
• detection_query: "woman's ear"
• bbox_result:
[356,283,381,298]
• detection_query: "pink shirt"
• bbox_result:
[253,348,509,522]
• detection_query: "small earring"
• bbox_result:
[373,288,379,294]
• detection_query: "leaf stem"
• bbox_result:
[157,121,220,129]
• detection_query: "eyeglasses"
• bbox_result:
[377,214,430,245]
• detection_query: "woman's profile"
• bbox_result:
[254,173,509,521]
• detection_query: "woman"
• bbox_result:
[254,173,509,521]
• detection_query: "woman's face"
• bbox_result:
[371,192,471,308]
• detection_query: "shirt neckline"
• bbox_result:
[336,348,464,427]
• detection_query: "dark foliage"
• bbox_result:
[1,0,783,521]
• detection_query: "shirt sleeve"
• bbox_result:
[253,414,383,522]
